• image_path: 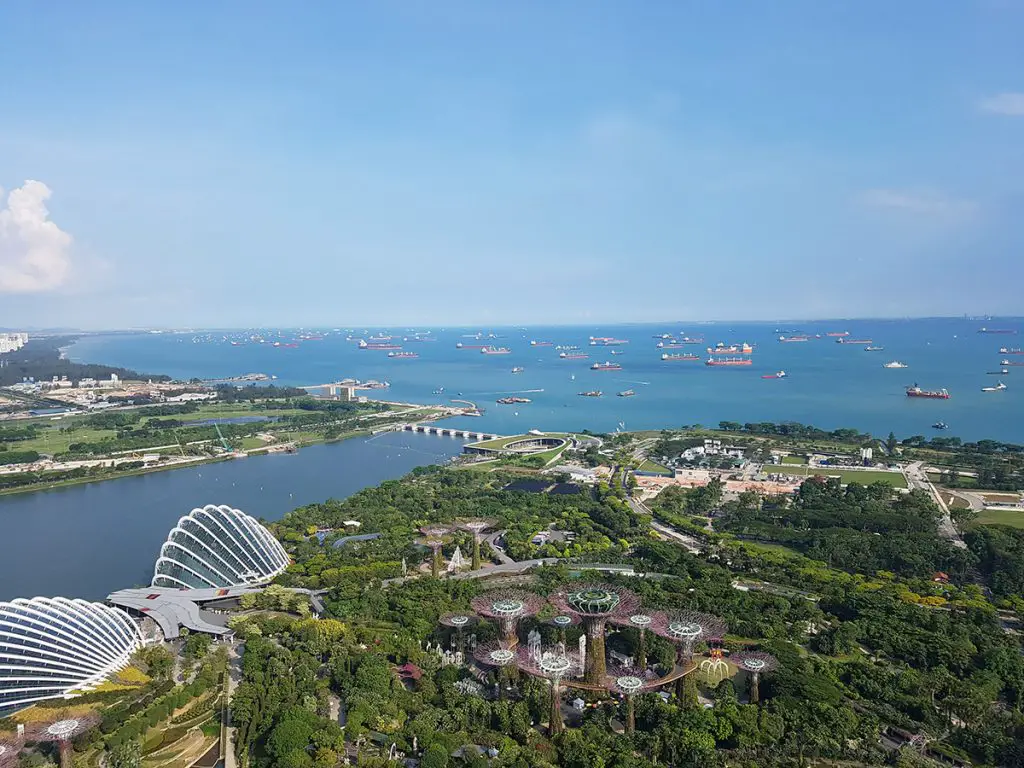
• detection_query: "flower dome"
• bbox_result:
[0,597,142,714]
[152,504,289,589]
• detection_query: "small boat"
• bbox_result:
[432,387,445,395]
[511,366,524,374]
[864,346,885,352]
[932,422,949,430]
[530,340,553,347]
[617,389,635,397]
[761,371,787,379]
[981,381,1007,392]
[578,391,603,397]
[883,361,908,369]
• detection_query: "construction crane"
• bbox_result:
[214,423,231,452]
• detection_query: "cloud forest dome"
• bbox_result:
[152,504,289,589]
[0,597,142,714]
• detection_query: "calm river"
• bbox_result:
[0,431,467,602]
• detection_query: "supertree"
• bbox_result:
[24,712,100,768]
[652,610,727,698]
[609,610,666,670]
[731,651,778,704]
[418,525,451,578]
[549,613,581,651]
[515,641,581,735]
[439,612,477,654]
[473,640,519,698]
[550,583,640,685]
[471,589,545,648]
[699,647,730,685]
[458,520,495,570]
[605,667,654,734]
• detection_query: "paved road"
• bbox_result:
[904,461,967,549]
[224,642,243,768]
[485,530,515,565]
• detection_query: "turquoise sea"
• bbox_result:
[70,318,1024,444]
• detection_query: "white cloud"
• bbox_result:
[978,92,1024,116]
[0,180,73,293]
[861,188,977,216]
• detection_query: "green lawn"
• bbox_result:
[973,508,1024,528]
[638,459,672,475]
[467,432,570,450]
[760,464,908,488]
[780,455,806,465]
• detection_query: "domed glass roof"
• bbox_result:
[0,597,142,715]
[152,504,289,589]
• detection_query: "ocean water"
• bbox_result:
[68,319,1024,443]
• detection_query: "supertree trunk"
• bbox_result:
[584,618,607,685]
[625,695,636,733]
[637,629,647,669]
[431,547,441,578]
[549,681,564,735]
[749,672,760,704]
[472,536,482,570]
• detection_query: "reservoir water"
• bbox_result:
[0,431,467,602]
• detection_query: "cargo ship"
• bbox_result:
[455,342,487,349]
[826,331,850,337]
[1001,359,1024,367]
[559,352,589,360]
[590,337,629,346]
[367,335,393,342]
[705,357,752,367]
[981,381,1007,392]
[387,351,419,359]
[679,337,704,344]
[359,340,402,350]
[979,327,1017,334]
[661,353,700,361]
[657,341,687,349]
[837,338,873,345]
[988,368,1009,374]
[761,371,787,379]
[906,384,950,399]
[481,346,511,355]
[864,346,885,352]
[556,345,580,351]
[617,389,635,397]
[610,350,624,355]
[999,347,1024,354]
[883,361,908,368]
[591,361,622,371]
[530,340,553,347]
[778,335,810,342]
[497,396,531,404]
[708,342,754,354]
[578,390,603,397]
[932,422,948,430]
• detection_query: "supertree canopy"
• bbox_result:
[439,612,477,652]
[24,713,100,768]
[731,651,779,703]
[550,583,640,685]
[657,610,728,659]
[515,641,581,735]
[471,589,545,647]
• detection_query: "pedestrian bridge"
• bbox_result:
[402,423,501,441]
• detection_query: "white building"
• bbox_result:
[0,333,28,354]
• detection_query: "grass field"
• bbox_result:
[974,508,1024,528]
[780,455,806,465]
[467,432,570,451]
[760,464,908,488]
[979,492,1023,504]
[638,459,672,475]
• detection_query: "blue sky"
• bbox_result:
[1,2,1022,328]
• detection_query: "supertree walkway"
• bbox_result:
[471,589,545,648]
[652,610,727,697]
[731,651,778,704]
[550,583,640,685]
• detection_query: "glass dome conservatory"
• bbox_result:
[152,504,289,589]
[0,597,142,714]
